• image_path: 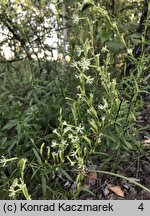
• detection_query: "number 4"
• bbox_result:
[138,203,144,211]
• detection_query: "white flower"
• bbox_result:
[70,161,76,166]
[76,124,84,134]
[127,49,133,55]
[98,103,108,110]
[0,156,7,167]
[78,2,83,11]
[90,93,93,99]
[101,116,105,121]
[71,62,78,68]
[77,85,81,90]
[67,126,71,131]
[11,178,19,188]
[61,139,67,146]
[76,47,83,57]
[75,74,79,79]
[68,133,74,139]
[98,104,103,110]
[71,136,79,143]
[63,127,70,133]
[9,188,16,197]
[86,76,94,84]
[73,14,80,24]
[62,121,67,126]
[65,55,71,62]
[79,57,90,71]
[87,109,90,114]
[53,129,57,134]
[64,126,72,133]
[51,140,57,147]
[112,22,117,29]
[102,45,108,53]
[70,151,77,158]
[52,129,60,136]
[77,93,84,100]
